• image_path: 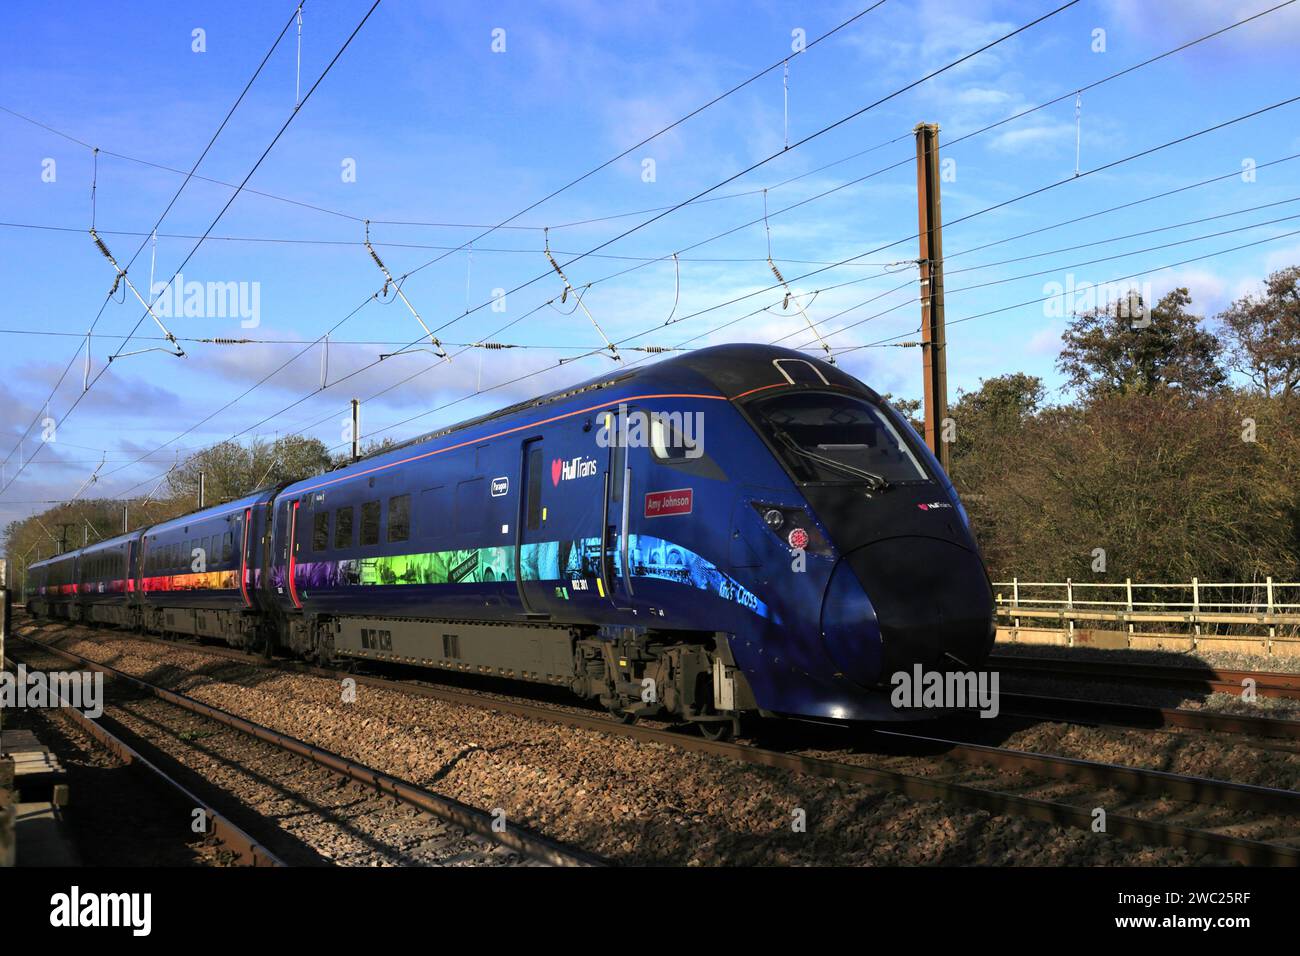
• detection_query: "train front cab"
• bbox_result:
[732,375,996,722]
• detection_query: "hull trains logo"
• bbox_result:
[917,501,953,511]
[551,456,598,486]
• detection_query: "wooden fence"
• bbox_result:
[993,578,1300,655]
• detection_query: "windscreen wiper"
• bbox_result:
[775,432,889,491]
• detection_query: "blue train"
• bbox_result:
[25,344,995,735]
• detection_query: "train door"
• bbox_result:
[238,506,254,608]
[515,437,550,617]
[285,497,304,610]
[600,407,636,610]
[126,540,137,598]
[268,497,302,610]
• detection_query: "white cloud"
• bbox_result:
[1100,0,1300,48]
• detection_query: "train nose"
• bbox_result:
[820,536,995,688]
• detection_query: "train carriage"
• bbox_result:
[137,488,277,644]
[25,344,995,734]
[27,551,78,621]
[75,532,140,628]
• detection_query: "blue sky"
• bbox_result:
[2,0,1299,527]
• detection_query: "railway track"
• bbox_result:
[869,726,1300,815]
[993,654,1300,700]
[1000,691,1300,743]
[19,623,1300,866]
[8,635,603,867]
[3,651,282,866]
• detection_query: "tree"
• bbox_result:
[331,436,399,469]
[2,498,145,592]
[946,374,1045,572]
[1218,266,1300,400]
[1056,288,1226,399]
[167,435,332,505]
[955,373,1044,428]
[878,393,922,431]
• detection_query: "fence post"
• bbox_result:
[1266,575,1275,654]
[1065,578,1073,647]
[1191,576,1200,647]
[1012,576,1020,631]
[1125,577,1134,646]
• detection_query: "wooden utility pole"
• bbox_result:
[914,122,950,473]
[350,399,361,461]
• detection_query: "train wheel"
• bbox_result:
[607,705,637,725]
[697,720,733,742]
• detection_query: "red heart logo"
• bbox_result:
[551,458,563,486]
[918,503,929,510]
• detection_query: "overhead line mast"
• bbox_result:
[914,123,949,472]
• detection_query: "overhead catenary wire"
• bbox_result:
[78,2,1076,498]
[0,0,311,484]
[0,0,383,503]
[100,94,1300,502]
[363,220,448,358]
[17,0,1300,515]
[544,228,621,363]
[397,0,1083,348]
[772,213,1300,354]
[42,186,1261,519]
[2,0,1288,250]
[827,227,1300,355]
[763,189,835,363]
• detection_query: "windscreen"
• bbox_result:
[748,391,930,484]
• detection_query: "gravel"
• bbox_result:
[12,620,1238,866]
[11,640,539,867]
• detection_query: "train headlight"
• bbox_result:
[751,502,832,556]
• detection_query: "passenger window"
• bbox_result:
[224,532,234,562]
[360,500,381,546]
[388,494,410,543]
[335,506,354,548]
[313,511,330,552]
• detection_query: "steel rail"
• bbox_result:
[2,651,284,867]
[12,636,604,867]
[992,655,1300,699]
[871,727,1300,815]
[1001,691,1300,741]
[21,627,1299,867]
